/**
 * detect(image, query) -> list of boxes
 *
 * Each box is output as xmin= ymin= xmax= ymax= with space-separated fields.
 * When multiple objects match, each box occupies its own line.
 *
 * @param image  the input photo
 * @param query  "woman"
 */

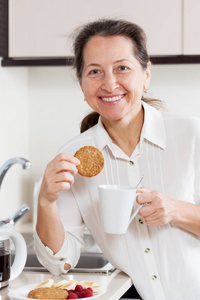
xmin=35 ymin=19 xmax=200 ymax=300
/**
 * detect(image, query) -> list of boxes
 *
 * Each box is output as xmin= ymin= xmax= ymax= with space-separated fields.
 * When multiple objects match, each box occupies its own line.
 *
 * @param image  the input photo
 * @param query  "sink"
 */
xmin=11 ymin=232 xmax=115 ymax=274
xmin=11 ymin=250 xmax=115 ymax=274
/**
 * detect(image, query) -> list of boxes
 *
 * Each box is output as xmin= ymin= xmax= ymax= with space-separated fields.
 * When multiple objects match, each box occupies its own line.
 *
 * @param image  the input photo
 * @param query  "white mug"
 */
xmin=98 ymin=185 xmax=143 ymax=234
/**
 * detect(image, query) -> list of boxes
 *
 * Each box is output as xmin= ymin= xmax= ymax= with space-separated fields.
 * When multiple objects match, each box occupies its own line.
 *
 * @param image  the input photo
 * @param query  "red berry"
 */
xmin=75 ymin=291 xmax=81 ymax=298
xmin=75 ymin=285 xmax=84 ymax=292
xmin=80 ymin=291 xmax=86 ymax=298
xmin=68 ymin=292 xmax=78 ymax=299
xmin=86 ymin=287 xmax=93 ymax=293
xmin=84 ymin=290 xmax=93 ymax=297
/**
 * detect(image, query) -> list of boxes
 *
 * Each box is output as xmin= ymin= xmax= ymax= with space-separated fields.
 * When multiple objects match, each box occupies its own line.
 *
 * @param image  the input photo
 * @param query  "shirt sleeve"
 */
xmin=35 ymin=224 xmax=85 ymax=276
xmin=35 ymin=188 xmax=85 ymax=276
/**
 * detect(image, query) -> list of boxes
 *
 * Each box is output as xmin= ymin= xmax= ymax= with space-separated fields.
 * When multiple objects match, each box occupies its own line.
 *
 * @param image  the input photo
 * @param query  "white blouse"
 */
xmin=35 ymin=101 xmax=200 ymax=300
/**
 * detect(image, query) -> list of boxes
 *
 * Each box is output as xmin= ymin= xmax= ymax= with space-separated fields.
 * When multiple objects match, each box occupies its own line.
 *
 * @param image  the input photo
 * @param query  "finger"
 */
xmin=55 ymin=181 xmax=71 ymax=192
xmin=55 ymin=161 xmax=78 ymax=175
xmin=137 ymin=191 xmax=153 ymax=205
xmin=55 ymin=172 xmax=75 ymax=185
xmin=46 ymin=180 xmax=71 ymax=195
xmin=145 ymin=215 xmax=170 ymax=226
xmin=142 ymin=209 xmax=159 ymax=220
xmin=138 ymin=204 xmax=157 ymax=217
xmin=54 ymin=153 xmax=80 ymax=166
xmin=136 ymin=187 xmax=152 ymax=193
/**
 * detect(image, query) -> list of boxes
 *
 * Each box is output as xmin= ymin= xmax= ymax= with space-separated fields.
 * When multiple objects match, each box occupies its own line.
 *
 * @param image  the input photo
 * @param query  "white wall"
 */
xmin=29 ymin=67 xmax=90 ymax=178
xmin=0 ymin=67 xmax=30 ymax=221
xmin=150 ymin=64 xmax=200 ymax=116
xmin=0 ymin=63 xmax=200 ymax=224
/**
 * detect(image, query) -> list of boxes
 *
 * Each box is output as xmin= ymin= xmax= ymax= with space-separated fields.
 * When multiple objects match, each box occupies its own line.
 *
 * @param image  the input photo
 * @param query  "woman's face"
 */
xmin=79 ymin=35 xmax=151 ymax=122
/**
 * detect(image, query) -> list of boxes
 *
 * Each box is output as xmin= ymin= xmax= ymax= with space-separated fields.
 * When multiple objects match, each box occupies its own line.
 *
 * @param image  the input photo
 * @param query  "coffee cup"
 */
xmin=98 ymin=185 xmax=143 ymax=234
xmin=0 ymin=225 xmax=27 ymax=289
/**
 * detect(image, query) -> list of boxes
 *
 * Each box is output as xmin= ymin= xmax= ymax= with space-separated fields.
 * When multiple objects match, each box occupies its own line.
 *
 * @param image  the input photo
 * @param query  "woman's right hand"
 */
xmin=39 ymin=153 xmax=80 ymax=204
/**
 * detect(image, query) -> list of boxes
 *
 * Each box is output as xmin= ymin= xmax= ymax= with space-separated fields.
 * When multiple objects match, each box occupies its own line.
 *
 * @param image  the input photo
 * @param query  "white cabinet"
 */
xmin=9 ymin=0 xmax=182 ymax=58
xmin=183 ymin=0 xmax=200 ymax=54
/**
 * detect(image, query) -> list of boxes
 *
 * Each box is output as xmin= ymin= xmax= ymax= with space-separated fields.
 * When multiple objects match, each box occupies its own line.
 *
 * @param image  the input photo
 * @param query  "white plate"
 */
xmin=8 ymin=283 xmax=106 ymax=300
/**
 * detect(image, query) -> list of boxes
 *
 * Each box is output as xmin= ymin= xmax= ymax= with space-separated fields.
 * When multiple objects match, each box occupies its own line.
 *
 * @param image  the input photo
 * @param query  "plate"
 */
xmin=8 ymin=283 xmax=106 ymax=300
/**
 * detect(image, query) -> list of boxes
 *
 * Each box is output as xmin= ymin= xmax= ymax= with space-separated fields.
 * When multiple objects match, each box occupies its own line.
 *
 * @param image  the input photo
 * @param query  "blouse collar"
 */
xmin=94 ymin=101 xmax=166 ymax=153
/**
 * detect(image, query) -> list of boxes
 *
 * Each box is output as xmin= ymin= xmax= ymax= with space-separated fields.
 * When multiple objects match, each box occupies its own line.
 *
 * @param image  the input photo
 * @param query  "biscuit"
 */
xmin=28 ymin=287 xmax=68 ymax=299
xmin=74 ymin=146 xmax=104 ymax=177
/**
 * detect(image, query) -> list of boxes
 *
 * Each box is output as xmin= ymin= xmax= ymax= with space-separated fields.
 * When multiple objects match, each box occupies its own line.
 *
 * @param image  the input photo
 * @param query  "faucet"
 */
xmin=0 ymin=157 xmax=31 ymax=227
xmin=0 ymin=157 xmax=31 ymax=189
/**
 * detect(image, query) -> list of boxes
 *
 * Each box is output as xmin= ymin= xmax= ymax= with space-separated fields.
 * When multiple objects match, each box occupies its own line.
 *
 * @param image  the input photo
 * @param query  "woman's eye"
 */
xmin=119 ymin=66 xmax=128 ymax=71
xmin=89 ymin=69 xmax=100 ymax=75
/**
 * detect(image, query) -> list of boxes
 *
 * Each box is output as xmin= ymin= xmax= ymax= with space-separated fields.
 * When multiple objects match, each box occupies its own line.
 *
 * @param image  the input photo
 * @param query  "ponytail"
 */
xmin=80 ymin=111 xmax=100 ymax=133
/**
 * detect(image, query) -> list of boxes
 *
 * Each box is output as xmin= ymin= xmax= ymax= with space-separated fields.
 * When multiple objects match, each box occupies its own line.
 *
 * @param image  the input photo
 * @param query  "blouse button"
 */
xmin=145 ymin=248 xmax=150 ymax=253
xmin=129 ymin=161 xmax=134 ymax=166
xmin=138 ymin=218 xmax=144 ymax=224
xmin=59 ymin=258 xmax=65 ymax=261
xmin=152 ymin=275 xmax=157 ymax=280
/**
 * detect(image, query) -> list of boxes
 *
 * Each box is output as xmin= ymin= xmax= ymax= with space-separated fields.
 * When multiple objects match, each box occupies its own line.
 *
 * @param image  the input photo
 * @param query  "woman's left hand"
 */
xmin=136 ymin=187 xmax=177 ymax=226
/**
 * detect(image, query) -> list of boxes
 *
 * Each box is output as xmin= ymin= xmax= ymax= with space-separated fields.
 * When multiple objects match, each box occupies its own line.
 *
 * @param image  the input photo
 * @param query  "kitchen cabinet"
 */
xmin=183 ymin=0 xmax=200 ymax=54
xmin=7 ymin=0 xmax=182 ymax=58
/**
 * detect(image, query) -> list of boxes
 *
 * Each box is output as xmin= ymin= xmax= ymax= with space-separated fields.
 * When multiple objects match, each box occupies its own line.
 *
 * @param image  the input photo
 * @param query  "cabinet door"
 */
xmin=183 ymin=0 xmax=200 ymax=54
xmin=9 ymin=0 xmax=182 ymax=58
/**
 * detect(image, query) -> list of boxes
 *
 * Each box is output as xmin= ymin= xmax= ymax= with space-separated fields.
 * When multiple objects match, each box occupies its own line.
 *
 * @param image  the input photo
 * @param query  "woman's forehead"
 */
xmin=83 ymin=35 xmax=136 ymax=63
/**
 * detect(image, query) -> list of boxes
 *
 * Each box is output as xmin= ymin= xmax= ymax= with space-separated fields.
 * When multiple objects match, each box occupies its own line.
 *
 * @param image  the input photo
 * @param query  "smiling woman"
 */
xmin=35 ymin=18 xmax=200 ymax=300
xmin=72 ymin=19 xmax=163 ymax=133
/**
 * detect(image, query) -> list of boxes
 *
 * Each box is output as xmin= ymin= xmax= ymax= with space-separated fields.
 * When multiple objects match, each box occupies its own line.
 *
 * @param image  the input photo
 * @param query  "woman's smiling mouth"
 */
xmin=99 ymin=94 xmax=125 ymax=102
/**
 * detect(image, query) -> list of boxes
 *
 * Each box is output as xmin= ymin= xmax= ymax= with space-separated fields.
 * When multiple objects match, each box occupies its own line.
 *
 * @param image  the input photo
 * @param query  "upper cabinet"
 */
xmin=183 ymin=0 xmax=200 ymax=54
xmin=8 ymin=0 xmax=182 ymax=58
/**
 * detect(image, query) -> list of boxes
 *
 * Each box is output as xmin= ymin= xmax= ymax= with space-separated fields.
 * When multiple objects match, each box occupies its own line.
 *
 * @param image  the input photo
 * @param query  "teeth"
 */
xmin=101 ymin=95 xmax=124 ymax=102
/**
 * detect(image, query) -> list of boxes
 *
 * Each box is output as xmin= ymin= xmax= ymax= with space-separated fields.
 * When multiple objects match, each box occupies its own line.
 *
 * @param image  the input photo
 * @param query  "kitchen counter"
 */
xmin=0 ymin=269 xmax=132 ymax=300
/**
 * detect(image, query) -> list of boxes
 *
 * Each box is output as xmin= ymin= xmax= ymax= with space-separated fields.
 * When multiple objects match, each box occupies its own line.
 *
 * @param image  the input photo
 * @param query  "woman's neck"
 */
xmin=101 ymin=105 xmax=144 ymax=157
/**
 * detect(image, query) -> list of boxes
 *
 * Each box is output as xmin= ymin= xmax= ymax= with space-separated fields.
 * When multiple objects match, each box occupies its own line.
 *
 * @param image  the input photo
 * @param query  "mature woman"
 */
xmin=35 ymin=19 xmax=200 ymax=300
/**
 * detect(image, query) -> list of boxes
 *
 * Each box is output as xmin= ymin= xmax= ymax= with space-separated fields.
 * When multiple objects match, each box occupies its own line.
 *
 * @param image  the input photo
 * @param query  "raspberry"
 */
xmin=79 ymin=290 xmax=86 ymax=298
xmin=75 ymin=291 xmax=81 ymax=298
xmin=68 ymin=292 xmax=78 ymax=299
xmin=86 ymin=287 xmax=93 ymax=293
xmin=75 ymin=285 xmax=84 ymax=292
xmin=84 ymin=290 xmax=93 ymax=297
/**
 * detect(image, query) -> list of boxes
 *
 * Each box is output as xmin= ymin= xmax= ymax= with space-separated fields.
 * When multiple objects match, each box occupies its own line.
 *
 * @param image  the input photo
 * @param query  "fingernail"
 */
xmin=74 ymin=158 xmax=80 ymax=165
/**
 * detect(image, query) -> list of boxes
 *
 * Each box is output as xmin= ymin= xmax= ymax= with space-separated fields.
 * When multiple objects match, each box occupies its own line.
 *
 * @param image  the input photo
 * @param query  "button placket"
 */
xmin=135 ymin=216 xmax=165 ymax=299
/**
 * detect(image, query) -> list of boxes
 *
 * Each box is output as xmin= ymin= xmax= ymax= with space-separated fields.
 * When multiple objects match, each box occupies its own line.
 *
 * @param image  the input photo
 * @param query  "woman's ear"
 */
xmin=79 ymin=80 xmax=84 ymax=93
xmin=144 ymin=61 xmax=151 ymax=89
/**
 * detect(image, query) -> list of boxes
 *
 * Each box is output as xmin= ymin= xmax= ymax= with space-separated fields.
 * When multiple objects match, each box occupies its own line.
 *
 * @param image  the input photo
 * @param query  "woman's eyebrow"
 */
xmin=85 ymin=59 xmax=132 ymax=69
xmin=85 ymin=63 xmax=101 ymax=69
xmin=114 ymin=59 xmax=131 ymax=63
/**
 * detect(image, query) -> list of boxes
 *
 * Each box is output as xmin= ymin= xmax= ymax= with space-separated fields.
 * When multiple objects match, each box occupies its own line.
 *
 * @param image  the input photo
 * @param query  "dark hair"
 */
xmin=73 ymin=19 xmax=163 ymax=133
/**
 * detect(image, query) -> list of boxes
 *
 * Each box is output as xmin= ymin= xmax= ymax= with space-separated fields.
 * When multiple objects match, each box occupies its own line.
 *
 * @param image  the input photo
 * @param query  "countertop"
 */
xmin=0 ymin=268 xmax=132 ymax=300
xmin=0 ymin=223 xmax=132 ymax=299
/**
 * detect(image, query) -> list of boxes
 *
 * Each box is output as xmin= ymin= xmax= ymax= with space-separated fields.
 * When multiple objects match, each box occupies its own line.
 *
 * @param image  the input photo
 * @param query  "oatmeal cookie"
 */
xmin=28 ymin=287 xmax=68 ymax=299
xmin=74 ymin=146 xmax=104 ymax=177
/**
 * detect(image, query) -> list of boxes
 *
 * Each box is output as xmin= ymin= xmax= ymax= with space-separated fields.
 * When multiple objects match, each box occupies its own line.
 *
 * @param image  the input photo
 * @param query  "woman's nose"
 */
xmin=101 ymin=73 xmax=119 ymax=92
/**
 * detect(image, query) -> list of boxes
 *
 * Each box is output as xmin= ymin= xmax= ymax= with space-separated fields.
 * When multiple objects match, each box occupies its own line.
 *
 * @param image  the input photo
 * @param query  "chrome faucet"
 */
xmin=0 ymin=157 xmax=31 ymax=189
xmin=0 ymin=157 xmax=31 ymax=227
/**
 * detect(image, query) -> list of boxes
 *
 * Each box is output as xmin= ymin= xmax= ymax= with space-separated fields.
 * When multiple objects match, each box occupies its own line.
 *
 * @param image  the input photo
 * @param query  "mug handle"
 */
xmin=2 ymin=226 xmax=27 ymax=281
xmin=128 ymin=192 xmax=144 ymax=225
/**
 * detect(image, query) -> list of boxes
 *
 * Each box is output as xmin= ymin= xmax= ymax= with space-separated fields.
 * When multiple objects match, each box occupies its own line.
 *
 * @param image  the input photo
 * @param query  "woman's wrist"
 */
xmin=171 ymin=200 xmax=200 ymax=235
